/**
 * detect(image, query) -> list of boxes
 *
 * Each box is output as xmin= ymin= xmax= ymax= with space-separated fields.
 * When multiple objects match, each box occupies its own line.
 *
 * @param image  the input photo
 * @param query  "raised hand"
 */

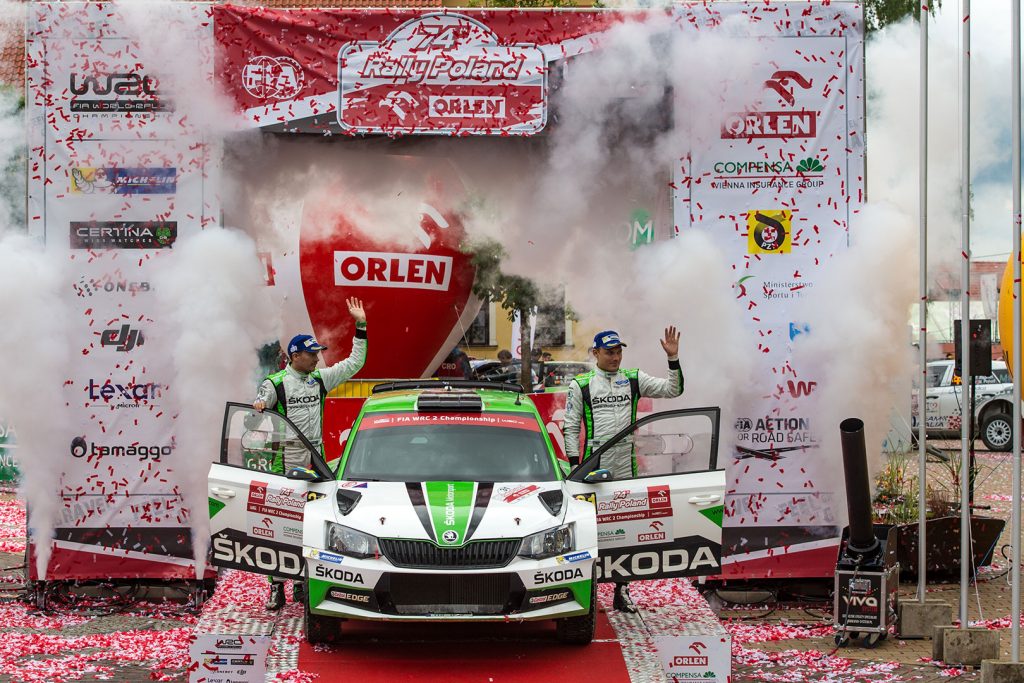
xmin=660 ymin=325 xmax=680 ymax=357
xmin=347 ymin=297 xmax=366 ymax=324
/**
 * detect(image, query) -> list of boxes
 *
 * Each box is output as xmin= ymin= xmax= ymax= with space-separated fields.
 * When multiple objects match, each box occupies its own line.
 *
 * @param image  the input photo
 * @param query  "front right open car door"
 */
xmin=566 ymin=408 xmax=725 ymax=582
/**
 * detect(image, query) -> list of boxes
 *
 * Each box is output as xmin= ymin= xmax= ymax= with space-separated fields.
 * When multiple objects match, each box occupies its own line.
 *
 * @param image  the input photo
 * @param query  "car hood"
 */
xmin=329 ymin=481 xmax=566 ymax=546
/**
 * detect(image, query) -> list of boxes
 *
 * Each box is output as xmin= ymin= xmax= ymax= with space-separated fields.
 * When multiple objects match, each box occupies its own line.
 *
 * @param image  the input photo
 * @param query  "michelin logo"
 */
xmin=556 ymin=551 xmax=592 ymax=564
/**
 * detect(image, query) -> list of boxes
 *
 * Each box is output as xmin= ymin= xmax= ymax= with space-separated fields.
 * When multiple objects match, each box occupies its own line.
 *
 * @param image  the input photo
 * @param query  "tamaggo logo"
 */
xmin=747 ymin=211 xmax=792 ymax=254
xmin=334 ymin=251 xmax=452 ymax=291
xmin=70 ymin=436 xmax=172 ymax=461
xmin=242 ymin=56 xmax=305 ymax=100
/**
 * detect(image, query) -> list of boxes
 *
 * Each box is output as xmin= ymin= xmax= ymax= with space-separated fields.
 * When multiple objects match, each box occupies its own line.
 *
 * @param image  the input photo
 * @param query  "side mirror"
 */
xmin=287 ymin=467 xmax=318 ymax=481
xmin=583 ymin=468 xmax=612 ymax=484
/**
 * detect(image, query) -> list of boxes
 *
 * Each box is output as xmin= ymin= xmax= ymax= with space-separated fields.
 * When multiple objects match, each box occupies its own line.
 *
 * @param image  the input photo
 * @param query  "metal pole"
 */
xmin=1011 ymin=0 xmax=1022 ymax=660
xmin=917 ymin=0 xmax=930 ymax=605
xmin=958 ymin=0 xmax=972 ymax=630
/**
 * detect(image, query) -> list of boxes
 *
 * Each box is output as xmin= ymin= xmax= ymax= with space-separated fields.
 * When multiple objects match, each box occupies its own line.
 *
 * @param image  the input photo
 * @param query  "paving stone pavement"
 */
xmin=0 ymin=438 xmax=1020 ymax=681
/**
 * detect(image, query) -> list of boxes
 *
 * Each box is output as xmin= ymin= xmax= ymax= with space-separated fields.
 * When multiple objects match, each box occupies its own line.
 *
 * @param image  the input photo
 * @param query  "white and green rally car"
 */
xmin=208 ymin=381 xmax=725 ymax=645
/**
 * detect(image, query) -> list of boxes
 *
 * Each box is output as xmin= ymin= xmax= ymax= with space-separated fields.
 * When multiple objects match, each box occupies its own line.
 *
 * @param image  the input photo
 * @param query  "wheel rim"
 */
xmin=986 ymin=419 xmax=1012 ymax=448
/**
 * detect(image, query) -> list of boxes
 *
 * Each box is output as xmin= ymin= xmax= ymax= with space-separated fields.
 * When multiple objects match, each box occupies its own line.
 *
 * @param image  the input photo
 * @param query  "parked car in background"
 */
xmin=913 ymin=359 xmax=1014 ymax=451
xmin=541 ymin=361 xmax=594 ymax=389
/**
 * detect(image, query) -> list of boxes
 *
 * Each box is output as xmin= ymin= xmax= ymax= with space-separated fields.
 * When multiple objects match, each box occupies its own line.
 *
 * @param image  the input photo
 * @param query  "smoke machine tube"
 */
xmin=840 ymin=418 xmax=880 ymax=555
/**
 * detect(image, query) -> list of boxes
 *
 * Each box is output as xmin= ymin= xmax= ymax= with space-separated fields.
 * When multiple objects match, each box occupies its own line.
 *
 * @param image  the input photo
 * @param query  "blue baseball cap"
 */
xmin=287 ymin=334 xmax=328 ymax=355
xmin=593 ymin=330 xmax=627 ymax=349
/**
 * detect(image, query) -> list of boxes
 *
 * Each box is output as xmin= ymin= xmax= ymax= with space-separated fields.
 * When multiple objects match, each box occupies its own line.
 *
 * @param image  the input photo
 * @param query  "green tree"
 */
xmin=865 ymin=0 xmax=940 ymax=33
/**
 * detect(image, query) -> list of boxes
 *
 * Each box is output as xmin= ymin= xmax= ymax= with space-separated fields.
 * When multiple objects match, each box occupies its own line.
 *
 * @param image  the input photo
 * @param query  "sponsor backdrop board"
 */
xmin=26 ymin=3 xmax=218 ymax=579
xmin=673 ymin=2 xmax=865 ymax=578
xmin=189 ymin=634 xmax=271 ymax=683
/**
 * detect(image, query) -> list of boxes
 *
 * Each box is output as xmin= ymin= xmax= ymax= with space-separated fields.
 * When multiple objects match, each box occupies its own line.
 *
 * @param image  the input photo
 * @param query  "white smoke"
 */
xmin=0 ymin=235 xmax=70 ymax=579
xmin=791 ymin=203 xmax=918 ymax=491
xmin=153 ymin=229 xmax=278 ymax=577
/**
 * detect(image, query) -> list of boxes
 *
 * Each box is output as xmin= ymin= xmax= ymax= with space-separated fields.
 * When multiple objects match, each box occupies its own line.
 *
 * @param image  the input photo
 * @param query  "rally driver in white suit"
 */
xmin=252 ymin=296 xmax=367 ymax=610
xmin=562 ymin=327 xmax=683 ymax=613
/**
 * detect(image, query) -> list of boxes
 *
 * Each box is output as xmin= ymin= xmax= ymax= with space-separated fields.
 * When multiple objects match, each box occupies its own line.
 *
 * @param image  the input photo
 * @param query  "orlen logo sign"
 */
xmin=722 ymin=70 xmax=816 ymax=140
xmin=647 ymin=485 xmax=671 ymax=509
xmin=334 ymin=251 xmax=452 ymax=291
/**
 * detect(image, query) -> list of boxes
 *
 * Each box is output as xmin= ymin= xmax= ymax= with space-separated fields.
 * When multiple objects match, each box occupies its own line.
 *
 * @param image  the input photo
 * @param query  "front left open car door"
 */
xmin=208 ymin=402 xmax=333 ymax=580
xmin=566 ymin=408 xmax=725 ymax=583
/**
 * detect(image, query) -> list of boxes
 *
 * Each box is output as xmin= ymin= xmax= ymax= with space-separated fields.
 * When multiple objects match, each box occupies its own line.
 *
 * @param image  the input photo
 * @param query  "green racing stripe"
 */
xmin=424 ymin=481 xmax=476 ymax=546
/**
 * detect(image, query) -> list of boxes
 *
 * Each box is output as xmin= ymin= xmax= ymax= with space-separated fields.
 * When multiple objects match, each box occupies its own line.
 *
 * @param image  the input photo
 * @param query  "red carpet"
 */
xmin=297 ymin=608 xmax=630 ymax=682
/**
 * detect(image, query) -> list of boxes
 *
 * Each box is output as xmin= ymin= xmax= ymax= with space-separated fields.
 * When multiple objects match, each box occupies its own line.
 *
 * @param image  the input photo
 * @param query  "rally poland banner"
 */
xmin=673 ymin=2 xmax=865 ymax=579
xmin=213 ymin=6 xmax=622 ymax=135
xmin=26 ymin=3 xmax=218 ymax=579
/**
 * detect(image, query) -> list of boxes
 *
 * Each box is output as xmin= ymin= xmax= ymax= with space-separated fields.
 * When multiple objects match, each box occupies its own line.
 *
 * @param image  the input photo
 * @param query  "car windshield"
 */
xmin=341 ymin=411 xmax=557 ymax=483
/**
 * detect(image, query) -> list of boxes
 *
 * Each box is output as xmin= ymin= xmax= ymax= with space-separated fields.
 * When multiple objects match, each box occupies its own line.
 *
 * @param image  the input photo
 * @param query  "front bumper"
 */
xmin=303 ymin=547 xmax=595 ymax=622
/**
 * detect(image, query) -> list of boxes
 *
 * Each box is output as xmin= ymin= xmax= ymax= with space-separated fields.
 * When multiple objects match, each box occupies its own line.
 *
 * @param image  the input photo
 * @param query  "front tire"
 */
xmin=304 ymin=594 xmax=341 ymax=645
xmin=556 ymin=575 xmax=596 ymax=645
xmin=981 ymin=412 xmax=1013 ymax=452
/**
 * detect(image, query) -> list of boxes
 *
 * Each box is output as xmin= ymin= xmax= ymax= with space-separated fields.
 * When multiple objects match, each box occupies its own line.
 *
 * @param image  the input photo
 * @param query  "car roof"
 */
xmin=928 ymin=359 xmax=1007 ymax=370
xmin=362 ymin=387 xmax=537 ymax=414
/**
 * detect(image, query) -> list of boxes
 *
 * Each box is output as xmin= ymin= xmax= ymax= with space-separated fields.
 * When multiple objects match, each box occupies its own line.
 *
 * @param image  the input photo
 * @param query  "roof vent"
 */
xmin=415 ymin=391 xmax=484 ymax=412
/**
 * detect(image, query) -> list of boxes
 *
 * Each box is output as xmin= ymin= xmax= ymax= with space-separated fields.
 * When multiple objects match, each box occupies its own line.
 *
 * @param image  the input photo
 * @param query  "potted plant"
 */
xmin=872 ymin=450 xmax=1005 ymax=580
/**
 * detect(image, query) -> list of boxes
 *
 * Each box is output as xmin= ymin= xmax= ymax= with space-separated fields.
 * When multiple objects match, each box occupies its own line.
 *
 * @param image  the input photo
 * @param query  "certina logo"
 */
xmin=86 ymin=378 xmax=163 ymax=405
xmin=100 ymin=324 xmax=145 ymax=352
xmin=70 ymin=436 xmax=171 ymax=461
xmin=334 ymin=251 xmax=452 ymax=291
xmin=722 ymin=71 xmax=816 ymax=140
xmin=68 ymin=72 xmax=170 ymax=113
xmin=314 ymin=564 xmax=365 ymax=584
xmin=212 ymin=536 xmax=302 ymax=575
xmin=591 ymin=394 xmax=630 ymax=406
xmin=241 ymin=56 xmax=305 ymax=100
xmin=533 ymin=567 xmax=583 ymax=584
xmin=287 ymin=395 xmax=320 ymax=406
xmin=70 ymin=221 xmax=176 ymax=250
xmin=74 ymin=276 xmax=151 ymax=297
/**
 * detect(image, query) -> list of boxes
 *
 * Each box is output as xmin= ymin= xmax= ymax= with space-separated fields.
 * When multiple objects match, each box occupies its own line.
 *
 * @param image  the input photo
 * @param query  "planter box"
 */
xmin=874 ymin=516 xmax=1005 ymax=581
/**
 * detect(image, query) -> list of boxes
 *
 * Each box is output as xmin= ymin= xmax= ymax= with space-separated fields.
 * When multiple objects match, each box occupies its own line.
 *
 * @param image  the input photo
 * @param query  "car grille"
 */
xmin=380 ymin=539 xmax=520 ymax=569
xmin=385 ymin=572 xmax=515 ymax=615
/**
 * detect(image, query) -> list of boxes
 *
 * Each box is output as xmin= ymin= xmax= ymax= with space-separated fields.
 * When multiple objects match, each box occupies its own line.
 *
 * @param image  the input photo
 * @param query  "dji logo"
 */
xmin=100 ymin=324 xmax=145 ymax=352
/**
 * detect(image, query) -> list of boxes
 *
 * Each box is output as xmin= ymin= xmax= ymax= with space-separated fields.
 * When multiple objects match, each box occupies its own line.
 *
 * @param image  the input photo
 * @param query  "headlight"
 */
xmin=325 ymin=523 xmax=380 ymax=559
xmin=519 ymin=523 xmax=575 ymax=560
